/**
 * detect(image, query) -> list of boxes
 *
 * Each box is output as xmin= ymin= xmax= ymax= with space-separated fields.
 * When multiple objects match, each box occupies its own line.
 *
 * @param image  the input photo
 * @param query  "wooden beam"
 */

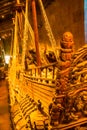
xmin=31 ymin=0 xmax=41 ymax=66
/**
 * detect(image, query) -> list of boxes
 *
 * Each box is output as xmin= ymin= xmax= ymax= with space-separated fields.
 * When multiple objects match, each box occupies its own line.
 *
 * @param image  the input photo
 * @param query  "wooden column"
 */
xmin=31 ymin=0 xmax=41 ymax=66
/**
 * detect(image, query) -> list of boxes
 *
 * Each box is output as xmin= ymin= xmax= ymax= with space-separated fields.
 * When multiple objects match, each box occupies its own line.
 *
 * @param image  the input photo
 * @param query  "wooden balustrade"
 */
xmin=25 ymin=62 xmax=57 ymax=80
xmin=11 ymin=62 xmax=58 ymax=129
xmin=18 ymin=62 xmax=58 ymax=115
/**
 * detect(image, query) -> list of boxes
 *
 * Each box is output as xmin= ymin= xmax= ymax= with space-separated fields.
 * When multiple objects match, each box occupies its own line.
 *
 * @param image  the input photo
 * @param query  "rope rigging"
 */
xmin=22 ymin=10 xmax=35 ymax=49
xmin=9 ymin=0 xmax=59 ymax=82
xmin=38 ymin=0 xmax=58 ymax=61
xmin=21 ymin=0 xmax=29 ymax=71
xmin=8 ymin=10 xmax=18 ymax=105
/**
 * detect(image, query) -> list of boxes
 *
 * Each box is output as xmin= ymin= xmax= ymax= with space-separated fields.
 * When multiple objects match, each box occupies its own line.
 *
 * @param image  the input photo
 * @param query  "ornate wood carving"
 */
xmin=49 ymin=32 xmax=87 ymax=129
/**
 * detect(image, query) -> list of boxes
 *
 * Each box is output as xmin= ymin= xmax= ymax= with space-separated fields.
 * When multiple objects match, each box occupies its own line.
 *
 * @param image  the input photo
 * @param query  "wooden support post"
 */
xmin=31 ymin=0 xmax=41 ymax=67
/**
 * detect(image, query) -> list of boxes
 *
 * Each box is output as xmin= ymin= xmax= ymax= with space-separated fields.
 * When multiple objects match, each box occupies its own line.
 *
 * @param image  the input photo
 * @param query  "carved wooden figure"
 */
xmin=49 ymin=32 xmax=87 ymax=129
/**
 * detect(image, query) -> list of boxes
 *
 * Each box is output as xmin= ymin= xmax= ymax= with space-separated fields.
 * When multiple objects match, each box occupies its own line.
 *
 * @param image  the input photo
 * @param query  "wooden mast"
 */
xmin=31 ymin=0 xmax=41 ymax=66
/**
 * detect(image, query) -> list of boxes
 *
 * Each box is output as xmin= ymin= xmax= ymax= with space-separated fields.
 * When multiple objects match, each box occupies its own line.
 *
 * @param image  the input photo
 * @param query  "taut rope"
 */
xmin=38 ymin=0 xmax=58 ymax=61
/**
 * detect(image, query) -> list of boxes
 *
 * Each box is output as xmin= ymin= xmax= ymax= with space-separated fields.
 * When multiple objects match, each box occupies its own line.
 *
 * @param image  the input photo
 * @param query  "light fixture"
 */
xmin=1 ymin=15 xmax=5 ymax=18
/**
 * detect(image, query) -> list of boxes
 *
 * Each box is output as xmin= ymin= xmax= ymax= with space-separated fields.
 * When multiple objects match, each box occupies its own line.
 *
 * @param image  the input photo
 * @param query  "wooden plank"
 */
xmin=51 ymin=118 xmax=87 ymax=130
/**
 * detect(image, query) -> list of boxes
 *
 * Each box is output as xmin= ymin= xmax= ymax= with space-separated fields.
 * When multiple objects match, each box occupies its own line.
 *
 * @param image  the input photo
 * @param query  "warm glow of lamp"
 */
xmin=1 ymin=15 xmax=5 ymax=18
xmin=5 ymin=55 xmax=10 ymax=64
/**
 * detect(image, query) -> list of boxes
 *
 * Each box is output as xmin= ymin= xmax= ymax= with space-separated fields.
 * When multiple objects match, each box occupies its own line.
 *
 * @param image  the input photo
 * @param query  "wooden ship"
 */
xmin=7 ymin=0 xmax=87 ymax=130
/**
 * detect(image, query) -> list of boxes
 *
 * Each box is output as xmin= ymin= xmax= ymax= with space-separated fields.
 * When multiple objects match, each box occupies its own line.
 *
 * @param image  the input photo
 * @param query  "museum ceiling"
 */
xmin=0 ymin=0 xmax=55 ymax=39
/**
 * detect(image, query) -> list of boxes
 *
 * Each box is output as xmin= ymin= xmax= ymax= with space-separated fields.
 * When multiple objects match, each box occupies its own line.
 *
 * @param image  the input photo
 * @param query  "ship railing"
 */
xmin=23 ymin=62 xmax=57 ymax=86
xmin=17 ymin=62 xmax=58 ymax=115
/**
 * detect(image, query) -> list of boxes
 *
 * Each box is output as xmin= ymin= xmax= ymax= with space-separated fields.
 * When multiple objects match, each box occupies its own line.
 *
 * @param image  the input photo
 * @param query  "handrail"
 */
xmin=21 ymin=62 xmax=57 ymax=87
xmin=24 ymin=62 xmax=57 ymax=80
xmin=28 ymin=62 xmax=57 ymax=69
